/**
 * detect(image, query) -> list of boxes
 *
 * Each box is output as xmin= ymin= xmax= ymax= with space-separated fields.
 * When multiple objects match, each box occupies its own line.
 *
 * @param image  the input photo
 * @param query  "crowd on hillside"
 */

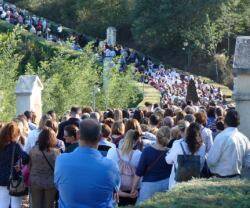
xmin=0 ymin=101 xmax=249 ymax=208
xmin=0 ymin=3 xmax=249 ymax=208
xmin=0 ymin=2 xmax=227 ymax=108
xmin=0 ymin=2 xmax=89 ymax=48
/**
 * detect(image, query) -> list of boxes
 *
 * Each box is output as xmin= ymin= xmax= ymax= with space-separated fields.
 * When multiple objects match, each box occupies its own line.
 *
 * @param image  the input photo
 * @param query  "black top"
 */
xmin=0 ymin=142 xmax=29 ymax=186
xmin=136 ymin=146 xmax=172 ymax=182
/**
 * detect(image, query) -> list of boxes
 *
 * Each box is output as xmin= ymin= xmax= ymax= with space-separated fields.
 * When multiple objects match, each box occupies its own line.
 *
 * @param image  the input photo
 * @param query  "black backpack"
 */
xmin=175 ymin=142 xmax=201 ymax=182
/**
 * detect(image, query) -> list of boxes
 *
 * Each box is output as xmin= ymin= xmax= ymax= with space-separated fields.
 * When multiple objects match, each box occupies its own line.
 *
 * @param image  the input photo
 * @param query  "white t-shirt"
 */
xmin=107 ymin=148 xmax=142 ymax=168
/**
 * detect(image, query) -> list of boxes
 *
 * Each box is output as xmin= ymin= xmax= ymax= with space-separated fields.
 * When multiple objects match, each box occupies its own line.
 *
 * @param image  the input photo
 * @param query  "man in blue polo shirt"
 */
xmin=55 ymin=119 xmax=120 ymax=208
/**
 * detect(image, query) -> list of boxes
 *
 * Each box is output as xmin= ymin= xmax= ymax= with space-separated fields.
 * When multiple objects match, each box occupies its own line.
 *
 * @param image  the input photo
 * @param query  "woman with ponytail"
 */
xmin=165 ymin=122 xmax=206 ymax=190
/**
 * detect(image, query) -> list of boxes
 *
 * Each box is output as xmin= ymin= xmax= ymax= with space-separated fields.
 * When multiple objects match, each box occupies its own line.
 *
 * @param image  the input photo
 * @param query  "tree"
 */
xmin=0 ymin=28 xmax=22 ymax=120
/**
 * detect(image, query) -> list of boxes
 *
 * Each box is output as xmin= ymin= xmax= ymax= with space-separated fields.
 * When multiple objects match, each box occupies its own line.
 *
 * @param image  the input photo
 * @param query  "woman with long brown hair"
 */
xmin=0 ymin=122 xmax=29 ymax=208
xmin=165 ymin=122 xmax=206 ymax=190
xmin=29 ymin=127 xmax=60 ymax=208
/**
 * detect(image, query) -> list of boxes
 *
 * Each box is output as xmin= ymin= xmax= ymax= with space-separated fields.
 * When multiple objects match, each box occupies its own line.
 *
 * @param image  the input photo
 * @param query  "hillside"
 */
xmin=7 ymin=0 xmax=250 ymax=88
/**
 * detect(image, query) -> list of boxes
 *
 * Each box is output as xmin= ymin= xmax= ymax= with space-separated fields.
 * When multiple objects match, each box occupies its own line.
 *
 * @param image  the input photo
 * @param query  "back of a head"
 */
xmin=24 ymin=110 xmax=32 ymax=120
xmin=224 ymin=109 xmax=240 ymax=128
xmin=133 ymin=109 xmax=143 ymax=123
xmin=45 ymin=119 xmax=58 ymax=134
xmin=82 ymin=106 xmax=93 ymax=114
xmin=0 ymin=122 xmax=20 ymax=150
xmin=38 ymin=127 xmax=57 ymax=151
xmin=90 ymin=112 xmax=100 ymax=121
xmin=71 ymin=106 xmax=81 ymax=116
xmin=125 ymin=119 xmax=142 ymax=135
xmin=184 ymin=114 xmax=196 ymax=124
xmin=185 ymin=123 xmax=203 ymax=155
xmin=39 ymin=114 xmax=52 ymax=129
xmin=163 ymin=116 xmax=174 ymax=128
xmin=102 ymin=124 xmax=111 ymax=138
xmin=178 ymin=120 xmax=190 ymax=133
xmin=81 ymin=113 xmax=90 ymax=120
xmin=79 ymin=119 xmax=101 ymax=145
xmin=207 ymin=106 xmax=216 ymax=118
xmin=194 ymin=112 xmax=207 ymax=126
xmin=121 ymin=129 xmax=140 ymax=155
xmin=112 ymin=121 xmax=125 ymax=135
xmin=150 ymin=114 xmax=160 ymax=126
xmin=157 ymin=126 xmax=171 ymax=147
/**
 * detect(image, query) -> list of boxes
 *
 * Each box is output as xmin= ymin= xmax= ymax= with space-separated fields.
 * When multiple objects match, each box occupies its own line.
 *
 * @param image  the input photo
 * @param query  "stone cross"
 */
xmin=233 ymin=36 xmax=250 ymax=139
xmin=15 ymin=75 xmax=43 ymax=121
xmin=106 ymin=27 xmax=117 ymax=47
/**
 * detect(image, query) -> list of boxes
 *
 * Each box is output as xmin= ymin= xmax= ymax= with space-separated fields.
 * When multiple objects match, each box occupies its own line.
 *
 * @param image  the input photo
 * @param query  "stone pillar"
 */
xmin=233 ymin=36 xmax=250 ymax=139
xmin=15 ymin=75 xmax=43 ymax=121
xmin=106 ymin=27 xmax=117 ymax=47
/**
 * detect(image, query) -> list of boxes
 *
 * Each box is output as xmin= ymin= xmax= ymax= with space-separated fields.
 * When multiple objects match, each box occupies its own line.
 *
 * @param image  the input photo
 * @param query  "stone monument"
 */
xmin=233 ymin=36 xmax=250 ymax=178
xmin=233 ymin=36 xmax=250 ymax=139
xmin=106 ymin=27 xmax=117 ymax=47
xmin=15 ymin=75 xmax=43 ymax=121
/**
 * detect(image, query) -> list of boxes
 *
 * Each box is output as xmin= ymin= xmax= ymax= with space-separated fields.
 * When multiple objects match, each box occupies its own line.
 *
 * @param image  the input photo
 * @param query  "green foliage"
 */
xmin=0 ymin=28 xmax=22 ymax=121
xmin=0 ymin=24 xmax=142 ymax=119
xmin=124 ymin=179 xmax=250 ymax=208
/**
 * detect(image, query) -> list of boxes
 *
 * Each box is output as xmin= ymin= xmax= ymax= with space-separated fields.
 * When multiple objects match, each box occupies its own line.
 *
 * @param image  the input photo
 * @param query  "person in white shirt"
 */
xmin=166 ymin=123 xmax=206 ymax=190
xmin=24 ymin=114 xmax=51 ymax=153
xmin=207 ymin=109 xmax=250 ymax=178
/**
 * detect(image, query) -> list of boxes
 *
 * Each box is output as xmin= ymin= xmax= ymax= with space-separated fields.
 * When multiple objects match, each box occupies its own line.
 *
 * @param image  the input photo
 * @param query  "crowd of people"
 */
xmin=0 ymin=2 xmax=228 ymax=108
xmin=0 ymin=2 xmax=249 ymax=208
xmin=0 ymin=2 xmax=89 ymax=48
xmin=0 ymin=101 xmax=249 ymax=208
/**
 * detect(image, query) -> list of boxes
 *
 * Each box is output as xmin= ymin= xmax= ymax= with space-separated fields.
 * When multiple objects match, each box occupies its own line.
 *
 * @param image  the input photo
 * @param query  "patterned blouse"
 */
xmin=29 ymin=145 xmax=60 ymax=189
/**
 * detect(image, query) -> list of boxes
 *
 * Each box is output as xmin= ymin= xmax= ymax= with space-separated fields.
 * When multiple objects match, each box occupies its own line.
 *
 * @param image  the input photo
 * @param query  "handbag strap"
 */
xmin=9 ymin=143 xmax=17 ymax=179
xmin=180 ymin=142 xmax=187 ymax=158
xmin=41 ymin=150 xmax=54 ymax=171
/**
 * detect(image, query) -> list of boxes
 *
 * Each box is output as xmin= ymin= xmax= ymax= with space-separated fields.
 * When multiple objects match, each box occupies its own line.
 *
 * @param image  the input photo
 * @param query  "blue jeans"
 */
xmin=136 ymin=178 xmax=169 ymax=204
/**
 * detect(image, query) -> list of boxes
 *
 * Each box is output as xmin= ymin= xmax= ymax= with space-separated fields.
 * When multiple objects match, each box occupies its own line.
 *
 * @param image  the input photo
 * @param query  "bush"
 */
xmin=126 ymin=179 xmax=250 ymax=208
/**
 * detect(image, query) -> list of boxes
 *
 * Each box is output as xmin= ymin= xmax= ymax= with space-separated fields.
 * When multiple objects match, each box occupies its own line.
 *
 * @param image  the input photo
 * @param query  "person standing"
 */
xmin=57 ymin=107 xmax=81 ymax=142
xmin=29 ymin=128 xmax=60 ymax=208
xmin=0 ymin=122 xmax=29 ymax=208
xmin=131 ymin=127 xmax=172 ymax=204
xmin=207 ymin=110 xmax=250 ymax=178
xmin=55 ymin=119 xmax=120 ymax=208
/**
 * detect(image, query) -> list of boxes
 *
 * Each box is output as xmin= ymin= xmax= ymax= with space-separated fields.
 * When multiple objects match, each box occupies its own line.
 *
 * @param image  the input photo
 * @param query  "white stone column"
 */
xmin=233 ymin=36 xmax=250 ymax=139
xmin=233 ymin=36 xmax=250 ymax=178
xmin=15 ymin=75 xmax=43 ymax=121
xmin=106 ymin=27 xmax=117 ymax=47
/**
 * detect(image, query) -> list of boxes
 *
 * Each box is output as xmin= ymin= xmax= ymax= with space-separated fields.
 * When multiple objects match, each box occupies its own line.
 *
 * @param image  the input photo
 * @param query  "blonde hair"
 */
xmin=121 ymin=129 xmax=139 ymax=155
xmin=156 ymin=126 xmax=171 ymax=147
xmin=114 ymin=109 xmax=123 ymax=121
xmin=171 ymin=126 xmax=181 ymax=140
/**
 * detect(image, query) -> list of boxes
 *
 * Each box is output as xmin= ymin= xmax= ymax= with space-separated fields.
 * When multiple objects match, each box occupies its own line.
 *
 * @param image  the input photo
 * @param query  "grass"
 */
xmin=135 ymin=82 xmax=161 ymax=107
xmin=199 ymin=76 xmax=232 ymax=98
xmin=125 ymin=179 xmax=250 ymax=208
